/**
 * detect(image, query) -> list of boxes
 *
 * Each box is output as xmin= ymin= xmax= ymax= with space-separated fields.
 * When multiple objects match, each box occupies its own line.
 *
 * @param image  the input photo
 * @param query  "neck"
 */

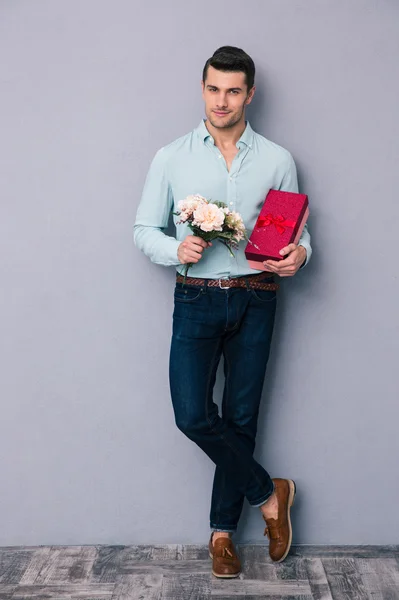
xmin=204 ymin=117 xmax=247 ymax=149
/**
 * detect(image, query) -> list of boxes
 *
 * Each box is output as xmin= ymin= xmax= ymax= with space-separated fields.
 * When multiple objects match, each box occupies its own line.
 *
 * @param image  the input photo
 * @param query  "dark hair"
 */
xmin=202 ymin=46 xmax=255 ymax=92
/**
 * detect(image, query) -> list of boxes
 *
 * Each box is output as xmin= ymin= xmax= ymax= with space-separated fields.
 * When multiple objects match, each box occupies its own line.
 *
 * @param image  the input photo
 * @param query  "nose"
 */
xmin=216 ymin=93 xmax=228 ymax=109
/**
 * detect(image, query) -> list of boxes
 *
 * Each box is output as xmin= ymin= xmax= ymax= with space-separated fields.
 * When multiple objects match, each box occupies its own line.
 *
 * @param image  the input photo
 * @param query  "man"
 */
xmin=134 ymin=46 xmax=312 ymax=578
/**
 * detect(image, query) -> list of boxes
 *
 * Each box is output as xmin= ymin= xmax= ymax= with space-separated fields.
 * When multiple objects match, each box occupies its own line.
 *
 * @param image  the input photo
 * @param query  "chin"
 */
xmin=208 ymin=114 xmax=235 ymax=129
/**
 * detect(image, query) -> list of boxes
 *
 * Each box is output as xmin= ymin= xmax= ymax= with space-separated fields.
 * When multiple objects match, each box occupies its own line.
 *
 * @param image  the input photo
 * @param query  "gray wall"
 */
xmin=1 ymin=0 xmax=398 ymax=546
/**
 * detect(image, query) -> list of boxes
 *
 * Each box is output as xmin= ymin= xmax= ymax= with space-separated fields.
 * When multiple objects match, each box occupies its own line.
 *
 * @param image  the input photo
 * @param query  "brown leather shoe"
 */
xmin=208 ymin=533 xmax=241 ymax=578
xmin=262 ymin=478 xmax=296 ymax=562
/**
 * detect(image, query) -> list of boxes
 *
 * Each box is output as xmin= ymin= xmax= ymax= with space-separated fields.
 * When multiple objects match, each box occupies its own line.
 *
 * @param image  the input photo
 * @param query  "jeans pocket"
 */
xmin=174 ymin=284 xmax=204 ymax=303
xmin=250 ymin=288 xmax=277 ymax=303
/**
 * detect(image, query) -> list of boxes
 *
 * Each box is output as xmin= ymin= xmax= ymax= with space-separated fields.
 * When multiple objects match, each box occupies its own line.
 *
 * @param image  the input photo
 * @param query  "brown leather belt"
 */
xmin=176 ymin=272 xmax=279 ymax=291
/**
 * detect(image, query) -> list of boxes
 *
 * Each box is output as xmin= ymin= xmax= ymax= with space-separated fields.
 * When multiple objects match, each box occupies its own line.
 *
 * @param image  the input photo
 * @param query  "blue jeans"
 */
xmin=169 ymin=276 xmax=277 ymax=533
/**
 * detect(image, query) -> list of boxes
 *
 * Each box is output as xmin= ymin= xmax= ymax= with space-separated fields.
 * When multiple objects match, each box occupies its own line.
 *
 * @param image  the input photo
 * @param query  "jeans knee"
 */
xmin=227 ymin=415 xmax=257 ymax=444
xmin=175 ymin=416 xmax=190 ymax=436
xmin=175 ymin=414 xmax=208 ymax=439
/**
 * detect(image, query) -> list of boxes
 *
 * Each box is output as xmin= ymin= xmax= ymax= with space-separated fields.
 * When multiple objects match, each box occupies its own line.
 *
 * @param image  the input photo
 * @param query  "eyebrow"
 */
xmin=206 ymin=85 xmax=243 ymax=92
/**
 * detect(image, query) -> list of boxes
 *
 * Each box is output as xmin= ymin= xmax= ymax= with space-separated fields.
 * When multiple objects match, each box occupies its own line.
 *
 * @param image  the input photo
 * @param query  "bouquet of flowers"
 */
xmin=174 ymin=194 xmax=249 ymax=284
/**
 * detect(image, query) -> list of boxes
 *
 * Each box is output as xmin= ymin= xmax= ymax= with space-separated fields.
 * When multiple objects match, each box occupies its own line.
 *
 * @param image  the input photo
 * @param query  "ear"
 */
xmin=245 ymin=85 xmax=256 ymax=105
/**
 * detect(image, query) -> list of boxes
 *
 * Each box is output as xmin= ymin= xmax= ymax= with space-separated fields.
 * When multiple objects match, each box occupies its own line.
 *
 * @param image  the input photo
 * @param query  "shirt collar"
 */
xmin=196 ymin=118 xmax=254 ymax=149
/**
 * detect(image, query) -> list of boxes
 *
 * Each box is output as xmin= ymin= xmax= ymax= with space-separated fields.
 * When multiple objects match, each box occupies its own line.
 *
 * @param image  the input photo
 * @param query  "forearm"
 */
xmin=133 ymin=224 xmax=181 ymax=267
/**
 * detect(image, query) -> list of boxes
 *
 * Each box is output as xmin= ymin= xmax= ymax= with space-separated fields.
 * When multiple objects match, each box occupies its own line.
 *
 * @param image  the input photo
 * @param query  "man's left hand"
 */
xmin=263 ymin=244 xmax=307 ymax=277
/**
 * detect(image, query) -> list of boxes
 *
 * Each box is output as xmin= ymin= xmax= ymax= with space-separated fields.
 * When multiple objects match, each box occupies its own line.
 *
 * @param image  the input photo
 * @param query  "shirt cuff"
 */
xmin=298 ymin=241 xmax=312 ymax=269
xmin=164 ymin=237 xmax=182 ymax=266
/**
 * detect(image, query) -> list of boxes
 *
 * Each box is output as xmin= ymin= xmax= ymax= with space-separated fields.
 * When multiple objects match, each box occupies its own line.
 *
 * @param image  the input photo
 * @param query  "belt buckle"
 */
xmin=218 ymin=278 xmax=230 ymax=289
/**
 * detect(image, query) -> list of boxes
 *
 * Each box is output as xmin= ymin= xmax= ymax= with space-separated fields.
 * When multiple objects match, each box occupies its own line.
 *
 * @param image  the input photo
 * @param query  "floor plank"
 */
xmin=356 ymin=557 xmax=399 ymax=600
xmin=25 ymin=546 xmax=98 ymax=585
xmin=274 ymin=556 xmax=309 ymax=581
xmin=0 ymin=545 xmax=397 ymax=599
xmin=161 ymin=573 xmax=211 ymax=600
xmin=151 ymin=546 xmax=180 ymax=561
xmin=304 ymin=558 xmax=333 ymax=600
xmin=90 ymin=546 xmax=126 ymax=584
xmin=177 ymin=545 xmax=210 ymax=561
xmin=120 ymin=559 xmax=211 ymax=575
xmin=211 ymin=578 xmax=312 ymax=596
xmin=0 ymin=584 xmax=16 ymax=600
xmin=0 ymin=549 xmax=34 ymax=585
xmin=11 ymin=582 xmax=114 ymax=598
xmin=237 ymin=545 xmax=277 ymax=580
xmin=322 ymin=558 xmax=370 ymax=600
xmin=291 ymin=545 xmax=399 ymax=558
xmin=112 ymin=574 xmax=162 ymax=600
xmin=19 ymin=547 xmax=53 ymax=585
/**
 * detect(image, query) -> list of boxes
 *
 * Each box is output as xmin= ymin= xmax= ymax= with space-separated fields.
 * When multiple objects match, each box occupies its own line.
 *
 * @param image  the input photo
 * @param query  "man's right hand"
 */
xmin=177 ymin=235 xmax=212 ymax=265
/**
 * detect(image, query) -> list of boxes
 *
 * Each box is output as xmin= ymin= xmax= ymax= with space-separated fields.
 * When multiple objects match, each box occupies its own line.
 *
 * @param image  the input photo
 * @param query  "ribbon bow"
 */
xmin=256 ymin=213 xmax=296 ymax=235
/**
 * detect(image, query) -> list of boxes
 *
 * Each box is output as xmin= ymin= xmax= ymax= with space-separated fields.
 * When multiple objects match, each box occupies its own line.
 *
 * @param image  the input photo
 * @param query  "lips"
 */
xmin=214 ymin=111 xmax=229 ymax=116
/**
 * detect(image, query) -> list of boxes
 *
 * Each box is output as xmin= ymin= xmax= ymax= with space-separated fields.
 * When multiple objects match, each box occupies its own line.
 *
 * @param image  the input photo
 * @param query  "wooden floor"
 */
xmin=0 ymin=544 xmax=398 ymax=599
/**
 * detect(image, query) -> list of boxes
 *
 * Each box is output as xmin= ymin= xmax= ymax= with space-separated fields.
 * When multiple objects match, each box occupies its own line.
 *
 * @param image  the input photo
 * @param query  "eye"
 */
xmin=230 ymin=90 xmax=239 ymax=94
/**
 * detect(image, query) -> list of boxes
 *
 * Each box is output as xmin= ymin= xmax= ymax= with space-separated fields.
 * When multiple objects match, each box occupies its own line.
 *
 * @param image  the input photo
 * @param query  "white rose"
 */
xmin=192 ymin=203 xmax=225 ymax=232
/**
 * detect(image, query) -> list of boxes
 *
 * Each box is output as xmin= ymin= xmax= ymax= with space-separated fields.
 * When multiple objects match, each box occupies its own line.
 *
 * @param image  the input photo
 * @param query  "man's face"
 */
xmin=201 ymin=65 xmax=255 ymax=130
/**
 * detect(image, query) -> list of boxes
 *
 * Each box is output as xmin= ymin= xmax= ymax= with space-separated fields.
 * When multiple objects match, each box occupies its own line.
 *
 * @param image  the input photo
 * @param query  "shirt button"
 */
xmin=230 ymin=202 xmax=233 ymax=205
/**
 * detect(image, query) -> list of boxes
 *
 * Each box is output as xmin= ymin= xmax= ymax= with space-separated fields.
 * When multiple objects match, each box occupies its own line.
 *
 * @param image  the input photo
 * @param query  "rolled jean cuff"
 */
xmin=210 ymin=527 xmax=237 ymax=533
xmin=249 ymin=480 xmax=275 ymax=508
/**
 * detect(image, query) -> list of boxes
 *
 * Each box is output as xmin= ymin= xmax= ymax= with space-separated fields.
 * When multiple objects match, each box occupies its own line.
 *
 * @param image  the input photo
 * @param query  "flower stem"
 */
xmin=219 ymin=239 xmax=235 ymax=257
xmin=183 ymin=262 xmax=192 ymax=286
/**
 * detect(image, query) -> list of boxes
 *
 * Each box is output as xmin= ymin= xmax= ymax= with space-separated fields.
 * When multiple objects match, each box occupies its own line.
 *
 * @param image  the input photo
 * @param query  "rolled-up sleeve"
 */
xmin=279 ymin=152 xmax=312 ymax=268
xmin=133 ymin=148 xmax=181 ymax=267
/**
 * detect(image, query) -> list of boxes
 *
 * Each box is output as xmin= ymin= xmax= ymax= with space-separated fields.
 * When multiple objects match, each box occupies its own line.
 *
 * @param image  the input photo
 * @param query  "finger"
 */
xmin=189 ymin=236 xmax=208 ymax=248
xmin=262 ymin=262 xmax=279 ymax=273
xmin=186 ymin=250 xmax=203 ymax=263
xmin=272 ymin=259 xmax=297 ymax=270
xmin=180 ymin=242 xmax=198 ymax=257
xmin=188 ymin=242 xmax=207 ymax=253
xmin=275 ymin=265 xmax=298 ymax=276
xmin=265 ymin=257 xmax=284 ymax=266
xmin=279 ymin=244 xmax=297 ymax=257
xmin=266 ymin=257 xmax=295 ymax=268
xmin=186 ymin=246 xmax=203 ymax=258
xmin=265 ymin=259 xmax=285 ymax=270
xmin=183 ymin=239 xmax=204 ymax=250
xmin=264 ymin=260 xmax=296 ymax=276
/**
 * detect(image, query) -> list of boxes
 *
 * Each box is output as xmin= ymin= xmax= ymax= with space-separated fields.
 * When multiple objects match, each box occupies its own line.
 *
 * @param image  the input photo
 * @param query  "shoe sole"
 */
xmin=209 ymin=550 xmax=241 ymax=578
xmin=274 ymin=478 xmax=296 ymax=563
xmin=211 ymin=569 xmax=241 ymax=578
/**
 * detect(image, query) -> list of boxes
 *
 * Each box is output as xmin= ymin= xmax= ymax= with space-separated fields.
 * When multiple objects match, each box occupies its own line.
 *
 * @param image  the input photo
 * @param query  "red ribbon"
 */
xmin=256 ymin=213 xmax=296 ymax=235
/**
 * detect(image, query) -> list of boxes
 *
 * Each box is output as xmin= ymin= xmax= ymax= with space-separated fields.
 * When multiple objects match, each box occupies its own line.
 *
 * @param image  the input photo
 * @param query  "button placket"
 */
xmin=228 ymin=174 xmax=237 ymax=209
xmin=229 ymin=145 xmax=250 ymax=212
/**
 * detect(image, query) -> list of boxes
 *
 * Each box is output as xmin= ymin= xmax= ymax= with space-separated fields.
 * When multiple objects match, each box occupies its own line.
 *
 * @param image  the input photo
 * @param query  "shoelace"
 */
xmin=222 ymin=546 xmax=234 ymax=559
xmin=213 ymin=543 xmax=235 ymax=559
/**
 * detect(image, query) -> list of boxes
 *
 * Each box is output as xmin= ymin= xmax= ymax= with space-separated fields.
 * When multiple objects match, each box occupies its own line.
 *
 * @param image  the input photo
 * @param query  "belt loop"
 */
xmin=244 ymin=276 xmax=251 ymax=291
xmin=203 ymin=278 xmax=208 ymax=293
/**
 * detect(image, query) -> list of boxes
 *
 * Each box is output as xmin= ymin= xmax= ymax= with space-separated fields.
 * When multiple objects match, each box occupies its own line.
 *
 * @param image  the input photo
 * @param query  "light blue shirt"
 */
xmin=134 ymin=119 xmax=312 ymax=278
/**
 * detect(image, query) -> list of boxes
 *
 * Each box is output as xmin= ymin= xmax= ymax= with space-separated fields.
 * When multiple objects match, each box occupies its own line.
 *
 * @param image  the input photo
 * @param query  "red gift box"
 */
xmin=245 ymin=189 xmax=309 ymax=270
